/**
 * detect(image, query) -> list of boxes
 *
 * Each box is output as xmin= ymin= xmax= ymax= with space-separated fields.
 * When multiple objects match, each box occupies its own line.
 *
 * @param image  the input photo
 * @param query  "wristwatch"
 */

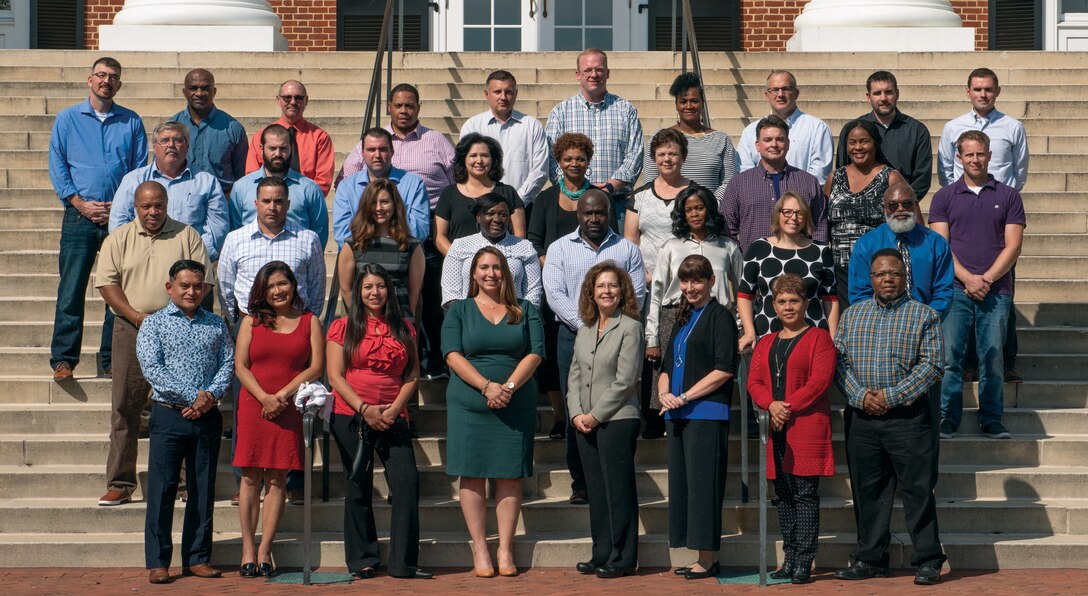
xmin=504 ymin=381 xmax=516 ymax=390
xmin=679 ymin=393 xmax=689 ymax=404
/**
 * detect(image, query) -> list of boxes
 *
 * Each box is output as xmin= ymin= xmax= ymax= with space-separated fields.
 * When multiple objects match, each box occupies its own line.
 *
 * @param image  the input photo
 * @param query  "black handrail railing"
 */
xmin=679 ymin=0 xmax=712 ymax=128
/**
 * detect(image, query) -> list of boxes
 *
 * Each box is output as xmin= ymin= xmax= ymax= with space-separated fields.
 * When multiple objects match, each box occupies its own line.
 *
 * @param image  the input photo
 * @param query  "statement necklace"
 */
xmin=560 ymin=179 xmax=592 ymax=200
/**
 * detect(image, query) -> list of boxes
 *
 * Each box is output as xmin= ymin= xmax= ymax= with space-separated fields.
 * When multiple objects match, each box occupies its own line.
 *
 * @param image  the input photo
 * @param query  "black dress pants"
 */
xmin=667 ymin=418 xmax=728 ymax=551
xmin=771 ymin=429 xmax=820 ymax=571
xmin=846 ymin=401 xmax=946 ymax=568
xmin=331 ymin=412 xmax=421 ymax=576
xmin=576 ymin=418 xmax=640 ymax=569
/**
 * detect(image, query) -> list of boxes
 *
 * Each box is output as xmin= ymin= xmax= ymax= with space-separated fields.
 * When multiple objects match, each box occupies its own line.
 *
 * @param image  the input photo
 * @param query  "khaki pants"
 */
xmin=105 ymin=317 xmax=152 ymax=494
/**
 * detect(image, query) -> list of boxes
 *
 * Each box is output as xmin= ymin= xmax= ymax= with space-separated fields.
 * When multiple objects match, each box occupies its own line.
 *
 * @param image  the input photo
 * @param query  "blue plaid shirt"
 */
xmin=217 ymin=221 xmax=326 ymax=321
xmin=835 ymin=292 xmax=943 ymax=409
xmin=545 ymin=92 xmax=644 ymax=187
xmin=136 ymin=302 xmax=234 ymax=407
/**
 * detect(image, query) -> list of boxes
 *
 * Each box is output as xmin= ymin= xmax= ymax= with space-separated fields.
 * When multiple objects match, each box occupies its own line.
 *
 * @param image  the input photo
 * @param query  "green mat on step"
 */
xmin=716 ymin=570 xmax=792 ymax=585
xmin=266 ymin=571 xmax=354 ymax=585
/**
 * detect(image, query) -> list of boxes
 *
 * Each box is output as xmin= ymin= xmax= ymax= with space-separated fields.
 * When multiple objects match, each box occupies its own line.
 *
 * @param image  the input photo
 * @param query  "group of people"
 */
xmin=46 ymin=49 xmax=1028 ymax=585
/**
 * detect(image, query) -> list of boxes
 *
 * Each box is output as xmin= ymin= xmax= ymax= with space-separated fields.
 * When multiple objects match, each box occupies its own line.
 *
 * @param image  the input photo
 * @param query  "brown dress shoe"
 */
xmin=148 ymin=568 xmax=171 ymax=584
xmin=98 ymin=489 xmax=130 ymax=506
xmin=53 ymin=363 xmax=74 ymax=381
xmin=183 ymin=563 xmax=222 ymax=578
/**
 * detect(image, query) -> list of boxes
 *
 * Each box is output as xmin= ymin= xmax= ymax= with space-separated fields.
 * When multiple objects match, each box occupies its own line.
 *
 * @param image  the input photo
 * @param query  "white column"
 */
xmin=787 ymin=0 xmax=975 ymax=52
xmin=100 ymin=0 xmax=288 ymax=51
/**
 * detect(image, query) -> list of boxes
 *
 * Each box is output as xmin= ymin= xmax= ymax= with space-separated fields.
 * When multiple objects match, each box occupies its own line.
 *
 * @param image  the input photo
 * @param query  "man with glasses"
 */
xmin=172 ymin=69 xmax=248 ymax=196
xmin=545 ymin=48 xmax=644 ymax=229
xmin=48 ymin=56 xmax=148 ymax=381
xmin=737 ymin=70 xmax=834 ymax=185
xmin=245 ymin=80 xmax=334 ymax=195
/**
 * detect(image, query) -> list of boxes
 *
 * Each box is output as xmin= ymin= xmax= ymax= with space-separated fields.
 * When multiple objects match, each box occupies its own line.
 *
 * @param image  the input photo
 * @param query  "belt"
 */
xmin=154 ymin=400 xmax=220 ymax=412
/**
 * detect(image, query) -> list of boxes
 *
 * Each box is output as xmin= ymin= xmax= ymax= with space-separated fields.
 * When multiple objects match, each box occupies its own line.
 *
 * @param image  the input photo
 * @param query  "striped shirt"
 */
xmin=719 ymin=162 xmax=829 ymax=254
xmin=834 ymin=292 xmax=943 ymax=410
xmin=440 ymin=233 xmax=542 ymax=308
xmin=737 ymin=109 xmax=835 ymax=185
xmin=543 ymin=229 xmax=646 ymax=331
xmin=545 ymin=92 xmax=644 ymax=187
xmin=642 ymin=130 xmax=738 ymax=200
xmin=339 ymin=123 xmax=456 ymax=209
xmin=217 ymin=221 xmax=326 ymax=321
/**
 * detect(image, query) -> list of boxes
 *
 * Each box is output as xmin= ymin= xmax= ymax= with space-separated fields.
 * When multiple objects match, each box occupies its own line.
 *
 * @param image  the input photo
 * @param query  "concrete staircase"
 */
xmin=0 ymin=50 xmax=1086 ymax=570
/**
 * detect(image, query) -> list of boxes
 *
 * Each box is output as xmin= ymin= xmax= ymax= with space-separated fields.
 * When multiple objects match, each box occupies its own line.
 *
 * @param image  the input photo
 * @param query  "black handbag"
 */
xmin=348 ymin=415 xmax=373 ymax=486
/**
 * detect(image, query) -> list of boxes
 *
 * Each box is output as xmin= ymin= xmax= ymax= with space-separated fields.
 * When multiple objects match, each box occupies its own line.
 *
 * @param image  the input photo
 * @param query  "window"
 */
xmin=464 ymin=0 xmax=522 ymax=51
xmin=554 ymin=0 xmax=613 ymax=50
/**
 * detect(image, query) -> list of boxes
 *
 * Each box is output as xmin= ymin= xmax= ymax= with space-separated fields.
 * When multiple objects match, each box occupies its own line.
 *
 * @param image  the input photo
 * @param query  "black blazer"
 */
xmin=662 ymin=298 xmax=738 ymax=406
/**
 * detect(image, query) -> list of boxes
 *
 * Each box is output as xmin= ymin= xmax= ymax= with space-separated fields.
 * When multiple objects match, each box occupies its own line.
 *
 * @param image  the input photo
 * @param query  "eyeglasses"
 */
xmin=580 ymin=68 xmax=606 ymax=76
xmin=155 ymin=137 xmax=186 ymax=147
xmin=92 ymin=72 xmax=120 ymax=82
xmin=766 ymin=86 xmax=797 ymax=95
xmin=780 ymin=209 xmax=803 ymax=220
xmin=871 ymin=271 xmax=904 ymax=279
xmin=279 ymin=94 xmax=307 ymax=102
xmin=886 ymin=200 xmax=916 ymax=212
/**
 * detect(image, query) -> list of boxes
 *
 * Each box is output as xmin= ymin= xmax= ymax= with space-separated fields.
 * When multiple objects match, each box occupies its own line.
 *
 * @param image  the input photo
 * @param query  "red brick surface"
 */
xmin=4 ymin=567 xmax=1088 ymax=594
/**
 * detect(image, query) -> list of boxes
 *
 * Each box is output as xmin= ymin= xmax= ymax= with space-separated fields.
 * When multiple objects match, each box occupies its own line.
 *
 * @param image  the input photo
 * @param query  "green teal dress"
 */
xmin=442 ymin=298 xmax=544 ymax=478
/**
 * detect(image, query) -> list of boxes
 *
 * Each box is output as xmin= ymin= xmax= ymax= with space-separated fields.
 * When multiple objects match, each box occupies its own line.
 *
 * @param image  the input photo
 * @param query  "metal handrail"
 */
xmin=679 ymin=0 xmax=712 ymax=128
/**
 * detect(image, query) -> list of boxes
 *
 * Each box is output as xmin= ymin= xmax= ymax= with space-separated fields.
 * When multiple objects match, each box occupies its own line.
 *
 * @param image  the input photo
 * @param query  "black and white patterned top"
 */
xmin=826 ymin=165 xmax=891 ymax=268
xmin=738 ymin=238 xmax=836 ymax=340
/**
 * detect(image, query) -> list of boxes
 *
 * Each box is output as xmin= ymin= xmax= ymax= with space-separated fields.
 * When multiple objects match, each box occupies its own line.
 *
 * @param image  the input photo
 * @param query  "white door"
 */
xmin=0 ymin=0 xmax=30 ymax=49
xmin=538 ymin=0 xmax=646 ymax=51
xmin=444 ymin=0 xmax=539 ymax=51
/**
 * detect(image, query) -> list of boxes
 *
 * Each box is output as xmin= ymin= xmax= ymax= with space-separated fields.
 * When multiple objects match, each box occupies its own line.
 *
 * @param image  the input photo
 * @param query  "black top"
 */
xmin=768 ymin=327 xmax=809 ymax=401
xmin=528 ymin=185 xmax=621 ymax=257
xmin=835 ymin=110 xmax=933 ymax=200
xmin=662 ymin=298 xmax=738 ymax=406
xmin=435 ymin=181 xmax=525 ymax=242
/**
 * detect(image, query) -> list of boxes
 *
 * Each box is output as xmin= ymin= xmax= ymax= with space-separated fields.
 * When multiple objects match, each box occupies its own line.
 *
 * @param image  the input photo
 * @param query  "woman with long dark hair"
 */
xmin=326 ymin=264 xmax=430 ymax=580
xmin=657 ymin=255 xmax=738 ymax=581
xmin=442 ymin=246 xmax=544 ymax=577
xmin=233 ymin=261 xmax=325 ymax=577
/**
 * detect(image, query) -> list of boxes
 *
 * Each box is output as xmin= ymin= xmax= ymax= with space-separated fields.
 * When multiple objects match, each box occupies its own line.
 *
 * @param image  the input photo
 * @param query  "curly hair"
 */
xmin=466 ymin=246 xmax=523 ymax=324
xmin=649 ymin=128 xmax=688 ymax=161
xmin=669 ymin=71 xmax=704 ymax=99
xmin=671 ymin=185 xmax=725 ymax=239
xmin=551 ymin=132 xmax=594 ymax=163
xmin=578 ymin=262 xmax=641 ymax=327
xmin=348 ymin=178 xmax=413 ymax=253
xmin=246 ymin=261 xmax=304 ymax=330
xmin=453 ymin=133 xmax=504 ymax=183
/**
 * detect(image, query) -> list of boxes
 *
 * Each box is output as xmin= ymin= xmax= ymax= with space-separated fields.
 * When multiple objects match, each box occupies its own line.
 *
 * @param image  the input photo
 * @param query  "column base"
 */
xmin=786 ymin=26 xmax=975 ymax=52
xmin=99 ymin=24 xmax=288 ymax=52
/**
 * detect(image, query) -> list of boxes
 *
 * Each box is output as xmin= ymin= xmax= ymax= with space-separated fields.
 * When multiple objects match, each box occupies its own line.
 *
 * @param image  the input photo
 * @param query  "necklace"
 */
xmin=773 ymin=328 xmax=807 ymax=384
xmin=673 ymin=307 xmax=706 ymax=369
xmin=560 ymin=178 xmax=591 ymax=199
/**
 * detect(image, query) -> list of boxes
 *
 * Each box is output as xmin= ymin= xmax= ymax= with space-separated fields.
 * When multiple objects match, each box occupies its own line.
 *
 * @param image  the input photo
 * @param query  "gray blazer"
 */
xmin=566 ymin=313 xmax=645 ymax=423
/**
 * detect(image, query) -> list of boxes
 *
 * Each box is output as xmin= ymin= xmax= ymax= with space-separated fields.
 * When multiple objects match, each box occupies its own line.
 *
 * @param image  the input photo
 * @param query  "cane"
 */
xmin=301 ymin=402 xmax=321 ymax=586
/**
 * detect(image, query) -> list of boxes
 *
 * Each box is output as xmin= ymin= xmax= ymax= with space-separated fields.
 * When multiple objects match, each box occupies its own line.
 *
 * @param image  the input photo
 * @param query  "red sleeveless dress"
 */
xmin=232 ymin=312 xmax=312 ymax=470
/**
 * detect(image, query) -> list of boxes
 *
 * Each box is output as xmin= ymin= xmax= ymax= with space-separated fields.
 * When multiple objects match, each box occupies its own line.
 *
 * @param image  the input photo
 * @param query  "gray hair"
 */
xmin=153 ymin=120 xmax=189 ymax=143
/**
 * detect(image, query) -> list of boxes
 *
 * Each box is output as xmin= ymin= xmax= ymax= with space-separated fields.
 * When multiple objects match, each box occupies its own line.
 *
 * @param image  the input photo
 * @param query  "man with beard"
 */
xmin=172 ymin=69 xmax=248 ymax=195
xmin=230 ymin=124 xmax=329 ymax=248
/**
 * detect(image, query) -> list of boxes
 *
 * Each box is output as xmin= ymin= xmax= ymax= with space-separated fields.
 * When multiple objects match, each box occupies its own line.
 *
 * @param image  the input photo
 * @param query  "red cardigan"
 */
xmin=748 ymin=328 xmax=837 ymax=479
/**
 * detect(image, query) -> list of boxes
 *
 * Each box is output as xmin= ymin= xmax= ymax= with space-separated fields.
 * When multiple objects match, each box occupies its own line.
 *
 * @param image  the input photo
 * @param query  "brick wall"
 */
xmin=740 ymin=0 xmax=988 ymax=51
xmin=84 ymin=0 xmax=337 ymax=51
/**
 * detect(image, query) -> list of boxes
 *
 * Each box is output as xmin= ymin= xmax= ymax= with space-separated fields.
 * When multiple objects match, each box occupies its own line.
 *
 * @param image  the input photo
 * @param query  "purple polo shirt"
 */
xmin=718 ymin=161 xmax=828 ymax=254
xmin=929 ymin=175 xmax=1026 ymax=295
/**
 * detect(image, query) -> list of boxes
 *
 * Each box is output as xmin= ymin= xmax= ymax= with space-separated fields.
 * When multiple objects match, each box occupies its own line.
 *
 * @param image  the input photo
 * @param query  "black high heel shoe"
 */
xmin=769 ymin=563 xmax=795 ymax=580
xmin=683 ymin=561 xmax=720 ymax=580
xmin=239 ymin=563 xmax=259 ymax=578
xmin=258 ymin=562 xmax=274 ymax=578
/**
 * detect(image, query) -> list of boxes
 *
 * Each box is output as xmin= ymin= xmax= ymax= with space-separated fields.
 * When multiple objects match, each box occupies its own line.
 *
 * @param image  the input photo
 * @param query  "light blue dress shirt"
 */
xmin=332 ymin=167 xmax=430 ymax=247
xmin=542 ymin=229 xmax=646 ymax=330
xmin=460 ymin=109 xmax=550 ymax=205
xmin=938 ymin=108 xmax=1029 ymax=191
xmin=229 ymin=168 xmax=329 ymax=249
xmin=171 ymin=105 xmax=248 ymax=193
xmin=48 ymin=98 xmax=148 ymax=204
xmin=737 ymin=108 xmax=834 ymax=185
xmin=109 ymin=163 xmax=229 ymax=261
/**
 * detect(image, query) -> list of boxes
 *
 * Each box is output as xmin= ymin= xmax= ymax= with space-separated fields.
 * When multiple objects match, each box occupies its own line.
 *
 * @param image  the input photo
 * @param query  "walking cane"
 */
xmin=302 ymin=402 xmax=321 ymax=586
xmin=738 ymin=352 xmax=752 ymax=503
xmin=757 ymin=405 xmax=769 ymax=587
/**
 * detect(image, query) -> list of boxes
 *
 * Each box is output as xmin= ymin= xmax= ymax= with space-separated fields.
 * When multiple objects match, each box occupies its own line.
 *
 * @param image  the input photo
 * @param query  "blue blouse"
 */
xmin=667 ymin=305 xmax=731 ymax=421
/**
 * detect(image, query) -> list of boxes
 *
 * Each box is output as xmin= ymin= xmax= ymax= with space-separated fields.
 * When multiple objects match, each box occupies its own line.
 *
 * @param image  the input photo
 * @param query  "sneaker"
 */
xmin=982 ymin=421 xmax=1011 ymax=440
xmin=939 ymin=419 xmax=957 ymax=439
xmin=53 ymin=362 xmax=74 ymax=381
xmin=98 ymin=489 xmax=130 ymax=506
xmin=1004 ymin=368 xmax=1023 ymax=383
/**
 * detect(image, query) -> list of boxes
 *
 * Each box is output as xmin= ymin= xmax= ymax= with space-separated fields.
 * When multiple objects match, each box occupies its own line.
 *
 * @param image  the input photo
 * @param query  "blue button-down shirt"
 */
xmin=542 ymin=229 xmax=646 ymax=330
xmin=109 ymin=162 xmax=229 ymax=261
xmin=49 ymin=98 xmax=148 ymax=204
xmin=545 ymin=92 xmax=644 ymax=187
xmin=332 ymin=167 xmax=430 ymax=247
xmin=938 ymin=108 xmax=1029 ymax=191
xmin=172 ymin=105 xmax=248 ymax=194
xmin=229 ymin=168 xmax=329 ymax=249
xmin=848 ymin=223 xmax=954 ymax=317
xmin=136 ymin=301 xmax=234 ymax=407
xmin=217 ymin=221 xmax=326 ymax=322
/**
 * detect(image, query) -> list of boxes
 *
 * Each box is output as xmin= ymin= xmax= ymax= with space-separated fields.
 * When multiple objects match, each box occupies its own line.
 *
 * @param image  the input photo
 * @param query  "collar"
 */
xmin=248 ymin=220 xmax=299 ymax=240
xmin=971 ymin=108 xmax=1003 ymax=125
xmin=755 ymin=161 xmax=793 ymax=178
xmin=355 ymin=166 xmax=406 ymax=185
xmin=953 ymin=174 xmax=999 ymax=194
xmin=873 ymin=290 xmax=911 ymax=311
xmin=150 ymin=162 xmax=193 ymax=181
xmin=570 ymin=227 xmax=619 ymax=250
xmin=879 ymin=222 xmax=924 ymax=243
xmin=387 ymin=122 xmax=426 ymax=140
xmin=596 ymin=311 xmax=622 ymax=335
xmin=80 ymin=97 xmax=116 ymax=118
xmin=135 ymin=216 xmax=179 ymax=237
xmin=163 ymin=300 xmax=207 ymax=321
xmin=865 ymin=109 xmax=907 ymax=128
xmin=179 ymin=105 xmax=219 ymax=126
xmin=258 ymin=168 xmax=301 ymax=183
xmin=576 ymin=92 xmax=614 ymax=109
xmin=276 ymin=116 xmax=311 ymax=131
xmin=488 ymin=109 xmax=524 ymax=125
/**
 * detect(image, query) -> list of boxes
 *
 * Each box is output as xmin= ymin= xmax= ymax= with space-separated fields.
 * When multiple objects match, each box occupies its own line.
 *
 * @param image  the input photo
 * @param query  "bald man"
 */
xmin=245 ymin=79 xmax=334 ymax=194
xmin=95 ymin=181 xmax=213 ymax=507
xmin=172 ymin=69 xmax=248 ymax=195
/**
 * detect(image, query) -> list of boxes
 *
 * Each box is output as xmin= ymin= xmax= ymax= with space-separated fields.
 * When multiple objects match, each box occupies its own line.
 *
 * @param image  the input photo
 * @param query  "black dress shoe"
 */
xmin=239 ymin=563 xmax=258 ymax=578
xmin=791 ymin=569 xmax=812 ymax=584
xmin=569 ymin=490 xmax=589 ymax=505
xmin=769 ymin=564 xmax=794 ymax=579
xmin=352 ymin=567 xmax=377 ymax=579
xmin=576 ymin=561 xmax=599 ymax=575
xmin=392 ymin=569 xmax=434 ymax=579
xmin=672 ymin=566 xmax=692 ymax=576
xmin=595 ymin=565 xmax=636 ymax=578
xmin=834 ymin=560 xmax=889 ymax=580
xmin=258 ymin=562 xmax=274 ymax=578
xmin=684 ymin=562 xmax=720 ymax=580
xmin=914 ymin=564 xmax=941 ymax=585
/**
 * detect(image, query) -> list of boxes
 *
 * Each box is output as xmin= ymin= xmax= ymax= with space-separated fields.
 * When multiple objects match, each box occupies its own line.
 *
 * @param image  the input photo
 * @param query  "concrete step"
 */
xmin=1015 ymin=280 xmax=1088 ymax=303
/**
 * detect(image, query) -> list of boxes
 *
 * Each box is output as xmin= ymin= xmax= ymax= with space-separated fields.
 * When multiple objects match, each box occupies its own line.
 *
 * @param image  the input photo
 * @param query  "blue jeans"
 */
xmin=557 ymin=324 xmax=586 ymax=494
xmin=940 ymin=291 xmax=1011 ymax=428
xmin=51 ymin=206 xmax=114 ymax=370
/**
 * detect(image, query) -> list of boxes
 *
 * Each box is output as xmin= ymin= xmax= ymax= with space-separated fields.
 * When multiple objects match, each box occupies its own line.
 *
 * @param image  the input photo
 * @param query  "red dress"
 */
xmin=232 ymin=312 xmax=313 ymax=470
xmin=748 ymin=327 xmax=837 ymax=479
xmin=327 ymin=316 xmax=415 ymax=419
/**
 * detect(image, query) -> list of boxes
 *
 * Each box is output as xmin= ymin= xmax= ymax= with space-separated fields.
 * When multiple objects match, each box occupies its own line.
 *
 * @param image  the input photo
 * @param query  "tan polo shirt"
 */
xmin=95 ymin=217 xmax=213 ymax=315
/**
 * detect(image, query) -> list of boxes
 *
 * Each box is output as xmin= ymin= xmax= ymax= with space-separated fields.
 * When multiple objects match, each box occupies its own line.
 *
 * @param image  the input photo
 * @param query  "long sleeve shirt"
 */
xmin=49 ymin=98 xmax=148 ymax=204
xmin=217 ymin=221 xmax=326 ymax=322
xmin=338 ymin=123 xmax=456 ymax=209
xmin=542 ymin=229 xmax=645 ymax=331
xmin=938 ymin=108 xmax=1029 ymax=191
xmin=171 ymin=105 xmax=248 ymax=194
xmin=460 ymin=109 xmax=550 ymax=205
xmin=835 ymin=292 xmax=944 ymax=409
xmin=246 ymin=117 xmax=335 ymax=194
xmin=647 ymin=235 xmax=742 ymax=347
xmin=719 ymin=162 xmax=829 ymax=254
xmin=848 ymin=223 xmax=954 ymax=316
xmin=441 ymin=233 xmax=542 ymax=308
xmin=836 ymin=110 xmax=933 ymax=200
xmin=737 ymin=108 xmax=834 ymax=185
xmin=136 ymin=301 xmax=234 ymax=407
xmin=545 ymin=92 xmax=644 ymax=187
xmin=229 ymin=168 xmax=329 ymax=249
xmin=332 ymin=167 xmax=430 ymax=246
xmin=109 ymin=163 xmax=229 ymax=261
